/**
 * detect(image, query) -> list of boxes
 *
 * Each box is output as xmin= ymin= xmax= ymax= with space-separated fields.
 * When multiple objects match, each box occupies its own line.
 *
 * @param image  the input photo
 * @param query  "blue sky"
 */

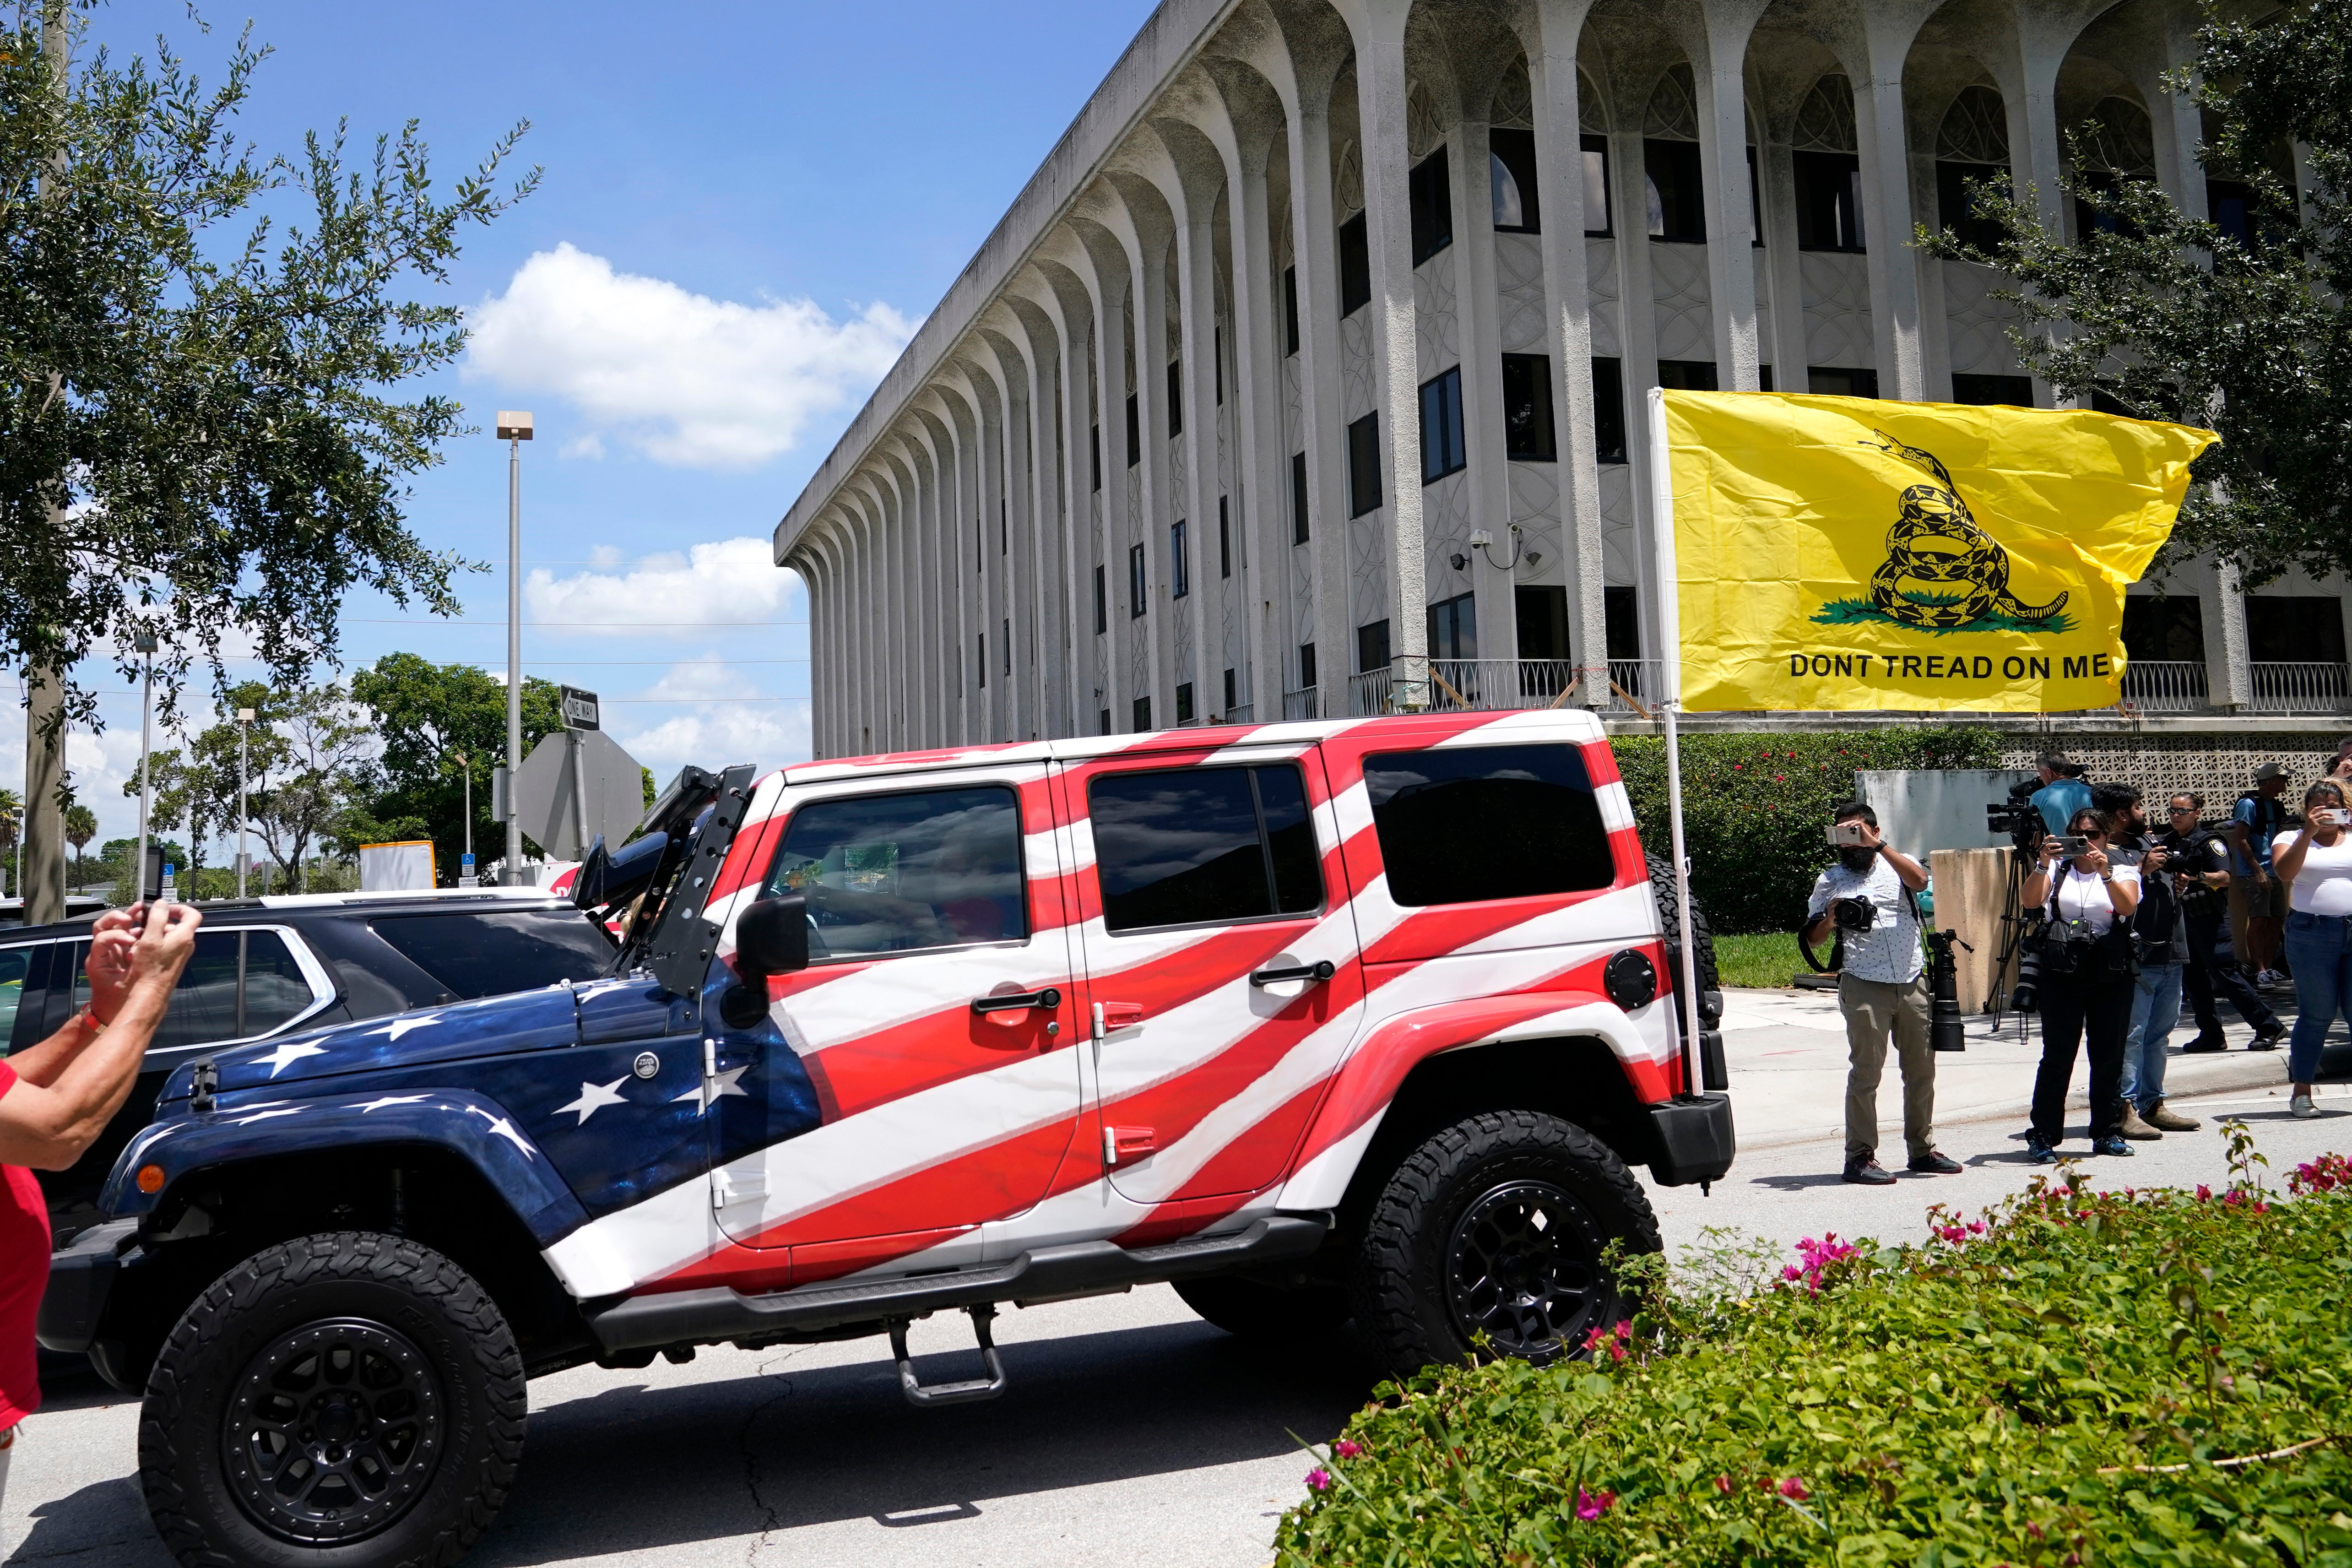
xmin=20 ymin=0 xmax=1156 ymax=857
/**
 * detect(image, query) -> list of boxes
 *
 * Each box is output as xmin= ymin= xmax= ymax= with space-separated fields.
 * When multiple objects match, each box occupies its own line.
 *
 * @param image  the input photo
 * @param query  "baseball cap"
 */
xmin=2254 ymin=761 xmax=2290 ymax=782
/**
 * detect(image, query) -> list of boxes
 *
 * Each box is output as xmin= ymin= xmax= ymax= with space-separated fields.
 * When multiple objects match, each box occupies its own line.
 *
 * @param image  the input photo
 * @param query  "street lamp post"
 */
xmin=133 ymin=630 xmax=157 ymax=903
xmin=236 ymin=705 xmax=254 ymax=897
xmin=455 ymin=752 xmax=475 ymax=886
xmin=496 ymin=411 xmax=533 ymax=885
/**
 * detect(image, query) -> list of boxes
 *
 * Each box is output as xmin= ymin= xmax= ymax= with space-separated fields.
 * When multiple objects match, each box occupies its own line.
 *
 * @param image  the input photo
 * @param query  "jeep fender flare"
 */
xmin=1274 ymin=993 xmax=1673 ymax=1212
xmin=102 ymin=1091 xmax=591 ymax=1246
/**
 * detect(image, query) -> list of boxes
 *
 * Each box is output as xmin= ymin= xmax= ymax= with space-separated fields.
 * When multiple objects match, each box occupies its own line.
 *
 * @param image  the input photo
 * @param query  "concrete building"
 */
xmin=775 ymin=0 xmax=2347 ymax=760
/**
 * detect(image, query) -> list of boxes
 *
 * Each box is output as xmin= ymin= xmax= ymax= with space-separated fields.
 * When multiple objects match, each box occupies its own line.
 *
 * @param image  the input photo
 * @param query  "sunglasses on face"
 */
xmin=2169 ymin=806 xmax=2198 ymax=814
xmin=2078 ymin=829 xmax=2107 ymax=840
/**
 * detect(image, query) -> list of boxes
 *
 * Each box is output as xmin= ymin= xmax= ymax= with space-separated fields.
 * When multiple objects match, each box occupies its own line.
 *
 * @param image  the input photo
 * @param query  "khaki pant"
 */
xmin=1838 ymin=973 xmax=1936 ymax=1161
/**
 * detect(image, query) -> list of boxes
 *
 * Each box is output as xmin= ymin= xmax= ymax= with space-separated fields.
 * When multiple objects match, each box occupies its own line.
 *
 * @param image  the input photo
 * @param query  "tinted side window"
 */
xmin=1090 ymin=764 xmax=1323 ymax=933
xmin=239 ymin=933 xmax=319 ymax=1035
xmin=765 ymin=786 xmax=1026 ymax=960
xmin=0 ymin=944 xmax=48 ymax=1055
xmin=1365 ymin=743 xmax=1615 ymax=906
xmin=371 ymin=910 xmax=618 ymax=999
xmin=148 ymin=931 xmax=249 ymax=1051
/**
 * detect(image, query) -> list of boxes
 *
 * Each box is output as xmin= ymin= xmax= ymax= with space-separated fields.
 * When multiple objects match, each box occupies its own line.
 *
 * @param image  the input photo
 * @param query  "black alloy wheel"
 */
xmin=223 ymin=1317 xmax=444 ymax=1544
xmin=1442 ymin=1178 xmax=1601 ymax=1359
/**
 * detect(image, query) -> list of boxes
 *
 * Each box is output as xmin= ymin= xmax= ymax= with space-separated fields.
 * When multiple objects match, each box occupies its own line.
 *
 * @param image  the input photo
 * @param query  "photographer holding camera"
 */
xmin=1804 ymin=802 xmax=1960 ymax=1186
xmin=2161 ymin=792 xmax=2282 ymax=1053
xmin=2271 ymin=780 xmax=2352 ymax=1120
xmin=2021 ymin=807 xmax=2141 ymax=1162
xmin=2097 ymin=784 xmax=2201 ymax=1137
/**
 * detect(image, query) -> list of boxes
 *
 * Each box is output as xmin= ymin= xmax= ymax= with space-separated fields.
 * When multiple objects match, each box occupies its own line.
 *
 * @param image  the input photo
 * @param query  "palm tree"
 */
xmin=64 ymin=805 xmax=97 ymax=892
xmin=0 ymin=789 xmax=20 ymax=900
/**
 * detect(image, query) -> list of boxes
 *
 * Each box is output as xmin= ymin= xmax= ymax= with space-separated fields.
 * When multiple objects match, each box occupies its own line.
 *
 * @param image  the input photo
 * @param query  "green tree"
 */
xmin=1923 ymin=0 xmax=2352 ymax=582
xmin=0 ymin=787 xmax=18 ymax=895
xmin=62 ymin=801 xmax=94 ymax=887
xmin=3 ymin=3 xmax=535 ymax=868
xmin=347 ymin=653 xmax=564 ymax=881
xmin=244 ymin=682 xmax=373 ymax=891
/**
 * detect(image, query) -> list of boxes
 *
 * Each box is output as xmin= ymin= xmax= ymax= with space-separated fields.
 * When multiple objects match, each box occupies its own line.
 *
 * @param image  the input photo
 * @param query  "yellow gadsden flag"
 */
xmin=1664 ymin=392 xmax=2217 ymax=712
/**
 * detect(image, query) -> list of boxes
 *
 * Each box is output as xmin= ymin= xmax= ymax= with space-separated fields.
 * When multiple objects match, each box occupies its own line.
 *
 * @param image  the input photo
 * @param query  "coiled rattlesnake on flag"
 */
xmin=1858 ymin=430 xmax=2068 ymax=630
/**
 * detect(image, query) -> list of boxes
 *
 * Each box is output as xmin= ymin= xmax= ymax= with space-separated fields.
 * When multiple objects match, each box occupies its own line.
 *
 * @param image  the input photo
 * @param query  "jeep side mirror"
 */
xmin=720 ymin=894 xmax=808 ymax=1028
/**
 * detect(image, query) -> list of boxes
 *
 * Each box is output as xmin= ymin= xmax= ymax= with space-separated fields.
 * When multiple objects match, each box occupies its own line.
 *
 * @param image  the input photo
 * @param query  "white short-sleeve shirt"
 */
xmin=2276 ymin=830 xmax=2352 ymax=917
xmin=2045 ymin=861 xmax=2139 ymax=934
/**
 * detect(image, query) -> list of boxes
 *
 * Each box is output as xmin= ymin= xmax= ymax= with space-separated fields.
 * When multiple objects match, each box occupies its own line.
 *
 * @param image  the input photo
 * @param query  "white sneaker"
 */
xmin=2291 ymin=1092 xmax=2321 ymax=1119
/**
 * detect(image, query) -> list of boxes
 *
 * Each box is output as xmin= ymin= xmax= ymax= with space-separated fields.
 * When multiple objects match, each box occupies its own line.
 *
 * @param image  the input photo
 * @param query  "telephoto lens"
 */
xmin=1927 ymin=928 xmax=1970 ymax=1051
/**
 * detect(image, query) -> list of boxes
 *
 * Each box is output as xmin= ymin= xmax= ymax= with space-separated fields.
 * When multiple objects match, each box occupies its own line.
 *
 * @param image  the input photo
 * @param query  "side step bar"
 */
xmin=587 ymin=1214 xmax=1328 ymax=1354
xmin=889 ymin=1305 xmax=1007 ymax=1406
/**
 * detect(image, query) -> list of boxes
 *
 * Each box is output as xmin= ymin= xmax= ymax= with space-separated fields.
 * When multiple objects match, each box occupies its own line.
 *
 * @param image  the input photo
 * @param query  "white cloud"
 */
xmin=465 ymin=243 xmax=918 ymax=470
xmin=525 ymin=539 xmax=802 ymax=634
xmin=611 ymin=658 xmax=812 ymax=781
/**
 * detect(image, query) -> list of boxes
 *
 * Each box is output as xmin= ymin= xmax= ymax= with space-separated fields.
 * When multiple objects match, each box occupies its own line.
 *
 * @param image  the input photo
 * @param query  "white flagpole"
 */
xmin=1647 ymin=387 xmax=1704 ymax=1098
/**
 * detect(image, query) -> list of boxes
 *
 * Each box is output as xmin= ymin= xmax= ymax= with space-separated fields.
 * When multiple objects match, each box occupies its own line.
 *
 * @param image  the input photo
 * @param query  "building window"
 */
xmin=1090 ymin=424 xmax=1101 ymax=491
xmin=1427 ymin=591 xmax=1477 ymax=660
xmin=1125 ymin=393 xmax=1140 ymax=466
xmin=1171 ymin=519 xmax=1189 ymax=599
xmin=1420 ymin=367 xmax=1467 ymax=483
xmin=1794 ymin=152 xmax=1866 ymax=250
xmin=1490 ymin=128 xmax=1540 ymax=232
xmin=1643 ymin=140 xmax=1705 ymax=242
xmin=1339 ymin=213 xmax=1371 ymax=315
xmin=978 ymin=633 xmax=986 ymax=688
xmin=1583 ymin=136 xmax=1612 ymax=235
xmin=1347 ymin=413 xmax=1381 ymax=517
xmin=1003 ymin=618 xmax=1011 ymax=676
xmin=1219 ymin=496 xmax=1231 ymax=578
xmin=1283 ymin=266 xmax=1300 ymax=355
xmin=1214 ymin=326 xmax=1223 ymax=405
xmin=1656 ymin=359 xmax=1718 ymax=391
xmin=1604 ymin=585 xmax=1641 ymax=661
xmin=1517 ymin=584 xmax=1569 ymax=660
xmin=2247 ymin=597 xmax=2347 ymax=664
xmin=1000 ymin=498 xmax=1008 ymax=555
xmin=1094 ymin=564 xmax=1107 ymax=634
xmin=1223 ymin=667 xmax=1237 ymax=712
xmin=1133 ymin=695 xmax=1153 ymax=732
xmin=1290 ymin=451 xmax=1310 ymax=544
xmin=1128 ymin=543 xmax=1147 ymax=617
xmin=1590 ymin=357 xmax=1627 ymax=464
xmin=1951 ymin=373 xmax=2033 ymax=407
xmin=1936 ymin=160 xmax=2008 ymax=251
xmin=1299 ymin=641 xmax=1317 ymax=689
xmin=1935 ymin=83 xmax=2011 ymax=251
xmin=2123 ymin=595 xmax=2206 ymax=663
xmin=1176 ymin=682 xmax=1194 ymax=724
xmin=1357 ymin=619 xmax=1391 ymax=674
xmin=1167 ymin=361 xmax=1183 ymax=437
xmin=1501 ymin=353 xmax=1556 ymax=462
xmin=1100 ymin=708 xmax=1114 ymax=736
xmin=1809 ymin=366 xmax=1879 ymax=399
xmin=1410 ymin=147 xmax=1453 ymax=264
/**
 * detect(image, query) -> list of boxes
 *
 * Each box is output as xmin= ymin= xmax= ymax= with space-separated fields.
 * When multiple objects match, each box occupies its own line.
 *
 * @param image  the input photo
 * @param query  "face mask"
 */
xmin=1838 ymin=846 xmax=1878 ymax=873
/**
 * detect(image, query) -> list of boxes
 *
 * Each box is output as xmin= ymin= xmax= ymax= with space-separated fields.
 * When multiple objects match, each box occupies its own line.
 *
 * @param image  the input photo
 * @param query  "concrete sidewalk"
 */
xmin=1721 ymin=982 xmax=2339 ymax=1152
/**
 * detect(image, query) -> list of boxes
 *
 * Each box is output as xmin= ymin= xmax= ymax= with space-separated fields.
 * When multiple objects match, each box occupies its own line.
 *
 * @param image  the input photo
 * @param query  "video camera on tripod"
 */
xmin=1986 ymin=776 xmax=2045 ymax=852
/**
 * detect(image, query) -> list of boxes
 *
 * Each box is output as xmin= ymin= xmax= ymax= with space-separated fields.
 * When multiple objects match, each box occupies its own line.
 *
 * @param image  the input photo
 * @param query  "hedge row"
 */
xmin=1611 ymin=726 xmax=2005 ymax=936
xmin=1277 ymin=1132 xmax=2352 ymax=1567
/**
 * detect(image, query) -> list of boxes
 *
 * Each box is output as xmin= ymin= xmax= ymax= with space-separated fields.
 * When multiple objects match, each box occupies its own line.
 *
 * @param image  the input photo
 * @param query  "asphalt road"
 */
xmin=8 ymin=1079 xmax=2347 ymax=1568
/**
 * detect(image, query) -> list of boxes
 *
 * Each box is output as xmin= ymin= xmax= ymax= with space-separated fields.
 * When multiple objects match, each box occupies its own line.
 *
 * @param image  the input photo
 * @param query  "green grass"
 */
xmin=1809 ymin=594 xmax=2076 ymax=636
xmin=1714 ymin=930 xmax=1809 ymax=988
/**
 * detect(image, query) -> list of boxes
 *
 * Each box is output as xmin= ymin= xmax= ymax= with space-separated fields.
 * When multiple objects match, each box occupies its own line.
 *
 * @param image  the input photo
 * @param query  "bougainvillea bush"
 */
xmin=1277 ymin=1136 xmax=2352 ymax=1567
xmin=1611 ymin=725 xmax=2004 ymax=935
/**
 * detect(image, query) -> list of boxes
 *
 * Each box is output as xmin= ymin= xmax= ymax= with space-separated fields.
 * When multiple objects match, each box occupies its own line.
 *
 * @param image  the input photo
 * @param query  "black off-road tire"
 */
xmin=140 ymin=1232 xmax=526 ymax=1568
xmin=1350 ymin=1111 xmax=1660 ymax=1376
xmin=1174 ymin=1275 xmax=1350 ymax=1341
xmin=1647 ymin=852 xmax=1722 ymax=1024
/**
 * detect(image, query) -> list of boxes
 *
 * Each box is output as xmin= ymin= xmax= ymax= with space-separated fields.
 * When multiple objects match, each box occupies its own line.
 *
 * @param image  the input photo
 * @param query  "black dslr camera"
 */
xmin=1831 ymin=896 xmax=1876 ymax=932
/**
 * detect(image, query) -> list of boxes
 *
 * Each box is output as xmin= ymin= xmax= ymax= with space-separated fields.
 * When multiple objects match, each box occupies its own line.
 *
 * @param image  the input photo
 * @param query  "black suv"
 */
xmin=0 ymin=888 xmax=618 ymax=1242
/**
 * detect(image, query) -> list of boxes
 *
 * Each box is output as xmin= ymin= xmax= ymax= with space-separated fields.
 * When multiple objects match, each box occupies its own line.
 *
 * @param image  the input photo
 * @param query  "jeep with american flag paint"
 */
xmin=44 ymin=709 xmax=1733 ymax=1567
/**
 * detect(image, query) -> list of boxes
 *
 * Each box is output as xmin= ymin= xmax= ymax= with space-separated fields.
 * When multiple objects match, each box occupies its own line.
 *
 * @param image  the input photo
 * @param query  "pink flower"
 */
xmin=1967 ymin=1221 xmax=1987 ymax=1235
xmin=2196 ymin=1184 xmax=2213 ymax=1202
xmin=1305 ymin=1467 xmax=1333 ymax=1492
xmin=1576 ymin=1488 xmax=1615 ymax=1521
xmin=1713 ymin=1475 xmax=1734 ymax=1495
xmin=1333 ymin=1439 xmax=1363 ymax=1460
xmin=1778 ymin=1476 xmax=1810 ymax=1501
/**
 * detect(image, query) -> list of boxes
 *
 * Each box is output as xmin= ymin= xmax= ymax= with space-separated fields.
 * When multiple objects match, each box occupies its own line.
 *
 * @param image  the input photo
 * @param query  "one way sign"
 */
xmin=559 ymin=685 xmax=601 ymax=731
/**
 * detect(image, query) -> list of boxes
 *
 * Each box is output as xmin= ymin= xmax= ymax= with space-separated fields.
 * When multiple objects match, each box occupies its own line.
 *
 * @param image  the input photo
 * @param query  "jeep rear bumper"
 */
xmin=36 ymin=1219 xmax=140 ymax=1355
xmin=1647 ymin=1093 xmax=1736 ymax=1186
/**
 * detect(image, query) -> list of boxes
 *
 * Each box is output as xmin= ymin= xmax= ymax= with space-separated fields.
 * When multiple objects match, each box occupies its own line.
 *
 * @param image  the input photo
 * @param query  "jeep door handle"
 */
xmin=1249 ymin=960 xmax=1335 ymax=988
xmin=970 ymin=987 xmax=1062 ymax=1015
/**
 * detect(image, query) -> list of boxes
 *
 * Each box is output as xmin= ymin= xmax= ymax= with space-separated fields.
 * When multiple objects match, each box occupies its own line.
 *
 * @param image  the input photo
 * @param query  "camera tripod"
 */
xmin=1986 ymin=841 xmax=2038 ymax=1042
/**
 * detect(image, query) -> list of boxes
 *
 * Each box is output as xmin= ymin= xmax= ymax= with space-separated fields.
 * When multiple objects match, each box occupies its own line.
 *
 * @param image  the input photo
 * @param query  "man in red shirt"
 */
xmin=0 ymin=901 xmax=201 ymax=1523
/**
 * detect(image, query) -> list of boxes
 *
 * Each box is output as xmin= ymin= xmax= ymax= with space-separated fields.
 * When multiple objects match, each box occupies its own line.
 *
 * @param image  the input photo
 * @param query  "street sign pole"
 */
xmin=497 ymin=412 xmax=533 ymax=884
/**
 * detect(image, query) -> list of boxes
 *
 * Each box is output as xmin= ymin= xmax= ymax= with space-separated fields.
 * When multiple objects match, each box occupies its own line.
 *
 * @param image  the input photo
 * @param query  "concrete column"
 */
xmin=1231 ymin=148 xmax=1284 ymax=722
xmin=2009 ymin=9 xmax=2073 ymax=408
xmin=1854 ymin=48 xmax=1927 ymax=399
xmin=1450 ymin=111 xmax=1515 ymax=678
xmin=1346 ymin=0 xmax=1432 ymax=707
xmin=1691 ymin=0 xmax=1770 ymax=390
xmin=1175 ymin=198 xmax=1223 ymax=725
xmin=1525 ymin=0 xmax=1609 ymax=704
xmin=2213 ymin=556 xmax=2252 ymax=710
xmin=1133 ymin=234 xmax=1176 ymax=727
xmin=1074 ymin=236 xmax=1131 ymax=731
xmin=1027 ymin=261 xmax=1094 ymax=738
xmin=1289 ymin=88 xmax=1353 ymax=718
xmin=1618 ymin=125 xmax=1668 ymax=667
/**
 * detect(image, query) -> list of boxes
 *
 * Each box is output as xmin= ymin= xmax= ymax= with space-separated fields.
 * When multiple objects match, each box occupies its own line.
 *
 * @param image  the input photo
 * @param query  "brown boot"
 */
xmin=2144 ymin=1100 xmax=2201 ymax=1132
xmin=2118 ymin=1106 xmax=2164 ymax=1139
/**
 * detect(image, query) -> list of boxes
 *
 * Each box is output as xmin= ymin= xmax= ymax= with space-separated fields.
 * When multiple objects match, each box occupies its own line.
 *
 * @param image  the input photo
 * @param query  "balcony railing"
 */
xmin=1281 ymin=687 xmax=1319 ymax=722
xmin=2250 ymin=662 xmax=2352 ymax=713
xmin=1221 ymin=703 xmax=1253 ymax=725
xmin=2120 ymin=660 xmax=2208 ymax=713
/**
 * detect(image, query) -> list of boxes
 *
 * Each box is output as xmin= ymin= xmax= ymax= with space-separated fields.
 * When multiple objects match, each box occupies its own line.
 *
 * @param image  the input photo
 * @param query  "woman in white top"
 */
xmin=2018 ymin=808 xmax=2141 ymax=1160
xmin=2271 ymin=781 xmax=2352 ymax=1118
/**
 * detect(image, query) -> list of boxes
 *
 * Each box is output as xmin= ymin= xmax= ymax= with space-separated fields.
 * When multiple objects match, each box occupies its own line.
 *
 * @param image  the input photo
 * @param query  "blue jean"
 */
xmin=2282 ymin=910 xmax=2352 ymax=1083
xmin=2121 ymin=961 xmax=2183 ymax=1111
